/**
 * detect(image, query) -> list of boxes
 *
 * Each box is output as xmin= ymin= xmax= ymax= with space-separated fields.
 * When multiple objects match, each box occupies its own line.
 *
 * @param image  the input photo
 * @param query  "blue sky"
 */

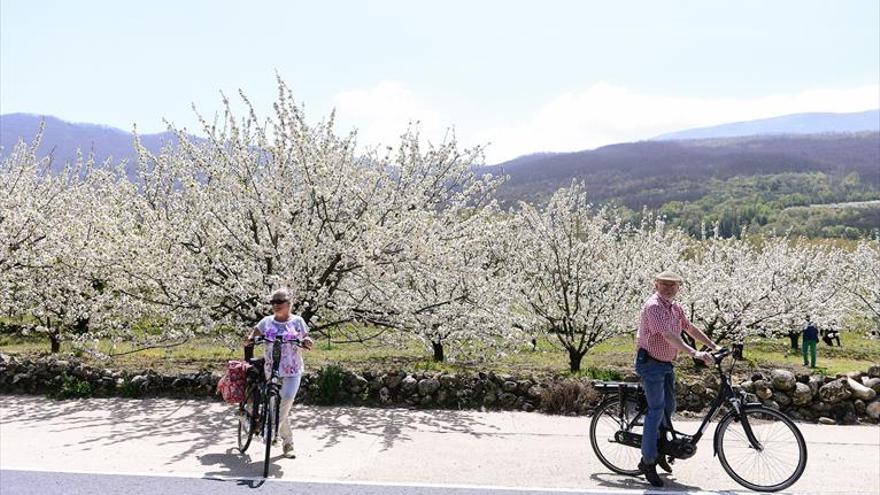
xmin=1 ymin=0 xmax=878 ymax=162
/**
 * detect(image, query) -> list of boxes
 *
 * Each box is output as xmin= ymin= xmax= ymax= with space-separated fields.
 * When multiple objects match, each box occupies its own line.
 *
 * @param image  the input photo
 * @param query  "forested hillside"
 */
xmin=486 ymin=133 xmax=880 ymax=238
xmin=3 ymin=113 xmax=878 ymax=238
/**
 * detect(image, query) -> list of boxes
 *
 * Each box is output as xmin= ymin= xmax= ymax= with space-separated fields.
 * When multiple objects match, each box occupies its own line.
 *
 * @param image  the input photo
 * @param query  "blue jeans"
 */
xmin=635 ymin=349 xmax=676 ymax=463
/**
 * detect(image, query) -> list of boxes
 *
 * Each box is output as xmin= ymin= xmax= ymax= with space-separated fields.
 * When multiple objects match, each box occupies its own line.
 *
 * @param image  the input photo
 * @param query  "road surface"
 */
xmin=1 ymin=395 xmax=877 ymax=494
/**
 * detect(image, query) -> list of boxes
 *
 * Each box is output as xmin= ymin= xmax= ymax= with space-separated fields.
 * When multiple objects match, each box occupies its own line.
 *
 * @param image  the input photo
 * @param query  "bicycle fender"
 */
xmin=713 ymin=404 xmax=764 ymax=457
xmin=713 ymin=410 xmax=734 ymax=457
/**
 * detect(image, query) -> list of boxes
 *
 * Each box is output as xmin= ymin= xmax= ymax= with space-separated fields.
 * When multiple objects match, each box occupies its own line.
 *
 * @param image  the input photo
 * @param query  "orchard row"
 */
xmin=2 ymin=81 xmax=877 ymax=371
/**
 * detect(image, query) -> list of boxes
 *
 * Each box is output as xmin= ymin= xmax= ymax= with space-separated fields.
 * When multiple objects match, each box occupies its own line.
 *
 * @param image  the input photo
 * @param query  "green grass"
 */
xmin=0 ymin=332 xmax=241 ymax=372
xmin=2 ymin=328 xmax=878 ymax=377
xmin=743 ymin=332 xmax=880 ymax=376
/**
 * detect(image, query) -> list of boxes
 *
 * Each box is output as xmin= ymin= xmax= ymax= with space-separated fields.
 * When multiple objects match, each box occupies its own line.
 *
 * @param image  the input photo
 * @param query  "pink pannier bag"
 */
xmin=217 ymin=360 xmax=251 ymax=404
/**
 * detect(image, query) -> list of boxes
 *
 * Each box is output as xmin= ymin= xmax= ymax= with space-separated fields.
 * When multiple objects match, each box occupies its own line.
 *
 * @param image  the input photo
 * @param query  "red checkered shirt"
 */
xmin=636 ymin=292 xmax=691 ymax=363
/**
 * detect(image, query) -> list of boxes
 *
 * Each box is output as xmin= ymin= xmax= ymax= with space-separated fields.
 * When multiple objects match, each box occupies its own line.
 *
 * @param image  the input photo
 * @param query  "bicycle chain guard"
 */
xmin=612 ymin=431 xmax=699 ymax=460
xmin=659 ymin=435 xmax=698 ymax=460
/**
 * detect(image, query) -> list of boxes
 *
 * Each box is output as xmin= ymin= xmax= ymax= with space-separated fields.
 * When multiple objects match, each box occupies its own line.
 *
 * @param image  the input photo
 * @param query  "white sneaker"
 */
xmin=282 ymin=442 xmax=296 ymax=458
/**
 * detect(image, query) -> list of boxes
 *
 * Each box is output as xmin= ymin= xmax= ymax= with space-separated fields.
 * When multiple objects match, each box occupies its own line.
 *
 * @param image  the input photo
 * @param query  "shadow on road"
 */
xmin=1 ymin=395 xmax=233 ymax=465
xmin=199 ymin=447 xmax=277 ymax=483
xmin=1 ymin=395 xmax=499 ymax=479
xmin=590 ymin=471 xmax=741 ymax=494
xmin=288 ymin=405 xmax=502 ymax=451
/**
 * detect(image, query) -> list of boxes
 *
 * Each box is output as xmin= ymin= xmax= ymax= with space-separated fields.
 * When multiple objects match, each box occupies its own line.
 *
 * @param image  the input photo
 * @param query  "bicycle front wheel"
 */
xmin=716 ymin=406 xmax=807 ymax=492
xmin=263 ymin=393 xmax=277 ymax=478
xmin=589 ymin=396 xmax=644 ymax=476
xmin=237 ymin=385 xmax=258 ymax=453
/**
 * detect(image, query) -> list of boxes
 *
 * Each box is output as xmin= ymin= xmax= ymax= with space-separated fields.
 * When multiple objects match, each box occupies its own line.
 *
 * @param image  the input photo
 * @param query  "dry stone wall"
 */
xmin=1 ymin=353 xmax=878 ymax=424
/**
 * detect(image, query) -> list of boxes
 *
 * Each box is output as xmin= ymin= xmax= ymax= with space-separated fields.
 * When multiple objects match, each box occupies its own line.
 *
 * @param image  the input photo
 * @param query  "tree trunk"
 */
xmin=74 ymin=317 xmax=89 ymax=335
xmin=568 ymin=348 xmax=585 ymax=372
xmin=49 ymin=331 xmax=61 ymax=354
xmin=431 ymin=340 xmax=445 ymax=362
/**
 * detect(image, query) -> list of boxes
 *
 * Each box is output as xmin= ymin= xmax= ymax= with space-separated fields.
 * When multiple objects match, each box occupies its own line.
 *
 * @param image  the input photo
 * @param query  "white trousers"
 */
xmin=278 ymin=374 xmax=302 ymax=445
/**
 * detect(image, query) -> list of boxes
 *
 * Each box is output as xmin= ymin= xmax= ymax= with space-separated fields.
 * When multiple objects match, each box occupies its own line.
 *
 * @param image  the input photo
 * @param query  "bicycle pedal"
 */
xmin=657 ymin=455 xmax=674 ymax=473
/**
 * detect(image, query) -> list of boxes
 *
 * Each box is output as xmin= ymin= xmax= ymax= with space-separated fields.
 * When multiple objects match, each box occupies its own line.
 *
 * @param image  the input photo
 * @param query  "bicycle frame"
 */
xmin=249 ymin=336 xmax=305 ymax=439
xmin=672 ymin=347 xmax=765 ymax=454
xmin=607 ymin=345 xmax=765 ymax=455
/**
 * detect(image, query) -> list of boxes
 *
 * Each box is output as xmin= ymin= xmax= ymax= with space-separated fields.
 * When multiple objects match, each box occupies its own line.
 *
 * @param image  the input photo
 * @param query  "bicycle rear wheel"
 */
xmin=589 ymin=396 xmax=644 ymax=475
xmin=716 ymin=406 xmax=807 ymax=492
xmin=237 ymin=385 xmax=258 ymax=453
xmin=262 ymin=393 xmax=277 ymax=478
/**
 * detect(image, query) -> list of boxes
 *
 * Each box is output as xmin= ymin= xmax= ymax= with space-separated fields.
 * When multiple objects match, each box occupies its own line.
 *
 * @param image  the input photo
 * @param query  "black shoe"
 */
xmin=657 ymin=455 xmax=673 ymax=473
xmin=638 ymin=460 xmax=664 ymax=487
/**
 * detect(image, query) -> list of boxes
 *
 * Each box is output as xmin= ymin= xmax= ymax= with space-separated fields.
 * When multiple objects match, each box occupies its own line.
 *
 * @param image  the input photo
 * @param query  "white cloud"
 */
xmin=331 ymin=81 xmax=455 ymax=150
xmin=331 ymin=81 xmax=880 ymax=164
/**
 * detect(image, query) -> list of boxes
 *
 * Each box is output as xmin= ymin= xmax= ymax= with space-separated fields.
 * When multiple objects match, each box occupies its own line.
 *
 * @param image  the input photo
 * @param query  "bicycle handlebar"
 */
xmin=249 ymin=335 xmax=305 ymax=347
xmin=711 ymin=342 xmax=744 ymax=361
xmin=693 ymin=343 xmax=743 ymax=368
xmin=711 ymin=347 xmax=731 ymax=362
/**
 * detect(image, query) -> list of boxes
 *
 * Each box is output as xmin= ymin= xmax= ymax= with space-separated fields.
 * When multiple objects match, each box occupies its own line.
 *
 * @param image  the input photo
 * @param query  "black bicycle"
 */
xmin=237 ymin=335 xmax=303 ymax=478
xmin=589 ymin=345 xmax=807 ymax=492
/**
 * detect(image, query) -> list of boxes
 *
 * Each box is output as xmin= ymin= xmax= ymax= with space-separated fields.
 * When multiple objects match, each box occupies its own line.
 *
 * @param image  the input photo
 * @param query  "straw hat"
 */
xmin=654 ymin=271 xmax=683 ymax=283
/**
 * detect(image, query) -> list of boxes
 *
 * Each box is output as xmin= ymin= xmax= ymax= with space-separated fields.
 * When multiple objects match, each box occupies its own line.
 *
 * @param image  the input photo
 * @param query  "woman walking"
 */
xmin=247 ymin=288 xmax=313 ymax=458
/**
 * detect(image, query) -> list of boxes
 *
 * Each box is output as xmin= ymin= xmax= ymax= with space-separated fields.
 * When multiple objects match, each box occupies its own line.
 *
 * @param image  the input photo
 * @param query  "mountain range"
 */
xmin=486 ymin=132 xmax=880 ymax=209
xmin=0 ymin=113 xmax=180 ymax=178
xmin=653 ymin=109 xmax=879 ymax=140
xmin=2 ymin=111 xmax=879 ymax=229
xmin=2 ymin=109 xmax=878 ymax=173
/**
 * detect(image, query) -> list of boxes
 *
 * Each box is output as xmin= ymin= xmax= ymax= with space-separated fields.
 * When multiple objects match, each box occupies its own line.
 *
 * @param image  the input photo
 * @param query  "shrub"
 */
xmin=118 ymin=379 xmax=143 ymax=398
xmin=314 ymin=364 xmax=346 ymax=405
xmin=540 ymin=379 xmax=597 ymax=415
xmin=53 ymin=374 xmax=93 ymax=399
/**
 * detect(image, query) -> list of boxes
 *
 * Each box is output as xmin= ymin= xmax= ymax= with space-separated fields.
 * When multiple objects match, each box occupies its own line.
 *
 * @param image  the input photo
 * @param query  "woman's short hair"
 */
xmin=268 ymin=288 xmax=291 ymax=304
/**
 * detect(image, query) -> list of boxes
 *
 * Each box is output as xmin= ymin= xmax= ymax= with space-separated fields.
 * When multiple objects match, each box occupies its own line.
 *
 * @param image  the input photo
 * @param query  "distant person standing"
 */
xmin=802 ymin=317 xmax=819 ymax=368
xmin=787 ymin=328 xmax=800 ymax=351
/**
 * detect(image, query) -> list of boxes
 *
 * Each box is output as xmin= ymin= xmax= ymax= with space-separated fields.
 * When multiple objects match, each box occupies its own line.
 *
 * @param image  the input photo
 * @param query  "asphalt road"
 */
xmin=0 ymin=469 xmax=722 ymax=495
xmin=1 ymin=395 xmax=877 ymax=494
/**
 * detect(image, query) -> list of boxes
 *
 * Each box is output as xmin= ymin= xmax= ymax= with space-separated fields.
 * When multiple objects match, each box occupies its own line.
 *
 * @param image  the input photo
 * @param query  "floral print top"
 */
xmin=256 ymin=314 xmax=309 ymax=378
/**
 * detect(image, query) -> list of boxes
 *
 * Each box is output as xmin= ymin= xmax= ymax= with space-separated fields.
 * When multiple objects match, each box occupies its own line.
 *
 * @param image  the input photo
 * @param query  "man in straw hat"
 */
xmin=634 ymin=271 xmax=719 ymax=487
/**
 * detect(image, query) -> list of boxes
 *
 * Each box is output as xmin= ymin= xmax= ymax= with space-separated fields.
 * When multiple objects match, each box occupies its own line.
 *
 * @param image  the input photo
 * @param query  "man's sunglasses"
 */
xmin=269 ymin=299 xmax=289 ymax=305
